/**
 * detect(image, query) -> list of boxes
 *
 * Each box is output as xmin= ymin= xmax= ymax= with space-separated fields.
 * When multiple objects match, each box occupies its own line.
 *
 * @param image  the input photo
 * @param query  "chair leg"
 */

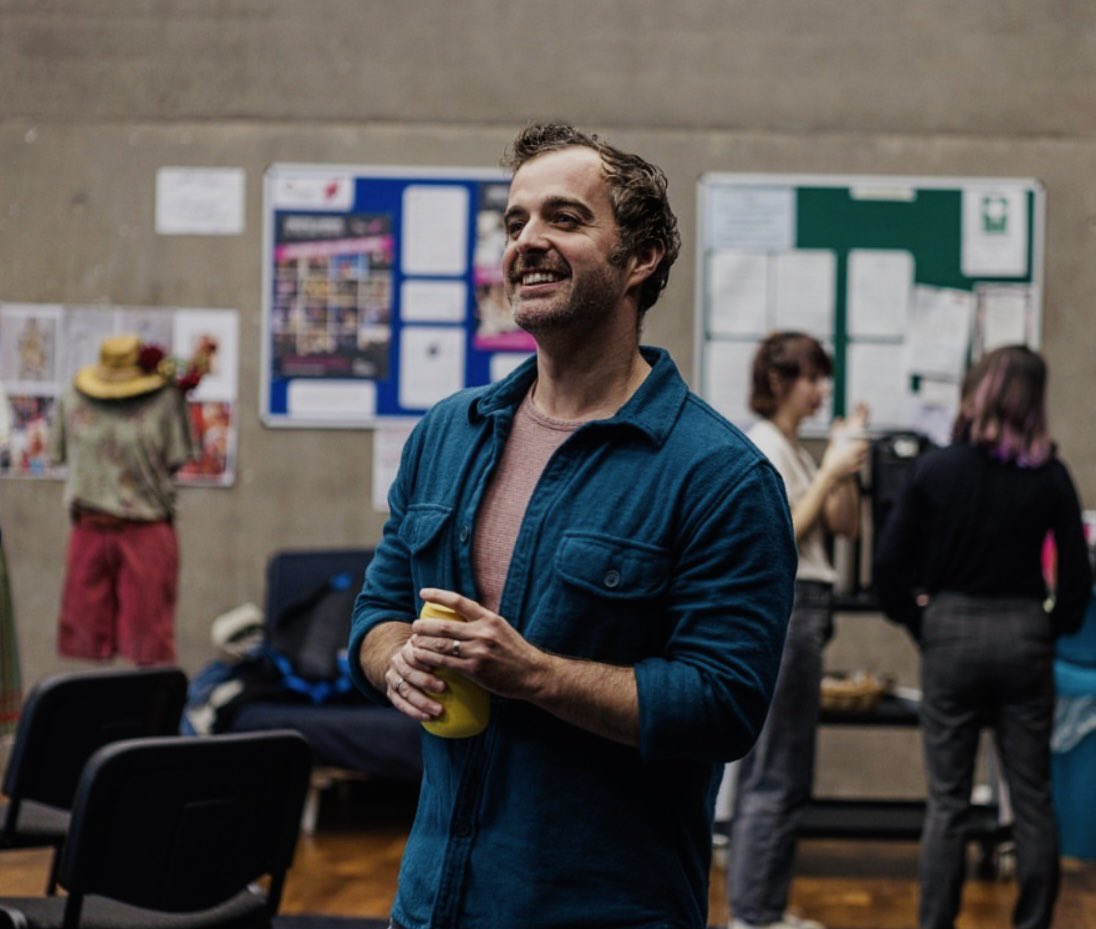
xmin=300 ymin=782 xmax=322 ymax=836
xmin=46 ymin=845 xmax=63 ymax=895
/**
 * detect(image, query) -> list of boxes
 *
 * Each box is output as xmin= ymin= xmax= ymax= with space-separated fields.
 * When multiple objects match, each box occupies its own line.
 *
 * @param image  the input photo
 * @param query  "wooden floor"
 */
xmin=2 ymin=778 xmax=1095 ymax=928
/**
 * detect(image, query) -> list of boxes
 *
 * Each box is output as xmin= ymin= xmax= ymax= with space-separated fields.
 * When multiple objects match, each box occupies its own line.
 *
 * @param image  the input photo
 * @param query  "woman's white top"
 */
xmin=747 ymin=418 xmax=837 ymax=585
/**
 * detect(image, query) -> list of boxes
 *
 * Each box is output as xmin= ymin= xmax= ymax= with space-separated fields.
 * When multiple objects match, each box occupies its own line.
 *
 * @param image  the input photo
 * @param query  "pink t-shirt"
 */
xmin=473 ymin=388 xmax=586 ymax=613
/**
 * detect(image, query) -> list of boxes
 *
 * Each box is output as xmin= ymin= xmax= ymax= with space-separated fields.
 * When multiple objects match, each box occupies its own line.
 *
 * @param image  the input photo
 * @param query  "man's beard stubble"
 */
xmin=507 ymin=252 xmax=629 ymax=337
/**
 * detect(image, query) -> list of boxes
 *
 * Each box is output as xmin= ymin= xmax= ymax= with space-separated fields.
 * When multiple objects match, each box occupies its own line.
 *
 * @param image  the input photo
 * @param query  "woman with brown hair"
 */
xmin=728 ymin=331 xmax=869 ymax=929
xmin=874 ymin=344 xmax=1091 ymax=929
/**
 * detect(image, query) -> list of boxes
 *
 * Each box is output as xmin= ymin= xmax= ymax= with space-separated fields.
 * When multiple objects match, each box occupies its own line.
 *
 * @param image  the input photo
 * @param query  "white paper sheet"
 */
xmin=773 ymin=250 xmax=835 ymax=337
xmin=702 ymin=341 xmax=757 ymax=429
xmin=977 ymin=285 xmax=1031 ymax=353
xmin=156 ymin=167 xmax=245 ymax=236
xmin=59 ymin=307 xmax=116 ymax=383
xmin=401 ymin=186 xmax=469 ymax=276
xmin=287 ymin=380 xmax=378 ymax=420
xmin=372 ymin=423 xmax=415 ymax=511
xmin=0 ymin=303 xmax=64 ymax=394
xmin=846 ymin=341 xmax=910 ymax=429
xmin=401 ymin=280 xmax=468 ymax=323
xmin=399 ymin=326 xmax=465 ymax=409
xmin=961 ymin=187 xmax=1028 ymax=277
xmin=847 ymin=249 xmax=913 ymax=339
xmin=907 ymin=286 xmax=974 ymax=380
xmin=706 ymin=186 xmax=795 ymax=251
xmin=707 ymin=251 xmax=769 ymax=336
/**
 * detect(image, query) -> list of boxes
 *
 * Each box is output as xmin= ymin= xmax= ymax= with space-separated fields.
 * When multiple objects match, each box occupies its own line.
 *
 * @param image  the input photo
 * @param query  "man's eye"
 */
xmin=506 ymin=220 xmax=524 ymax=239
xmin=555 ymin=213 xmax=579 ymax=227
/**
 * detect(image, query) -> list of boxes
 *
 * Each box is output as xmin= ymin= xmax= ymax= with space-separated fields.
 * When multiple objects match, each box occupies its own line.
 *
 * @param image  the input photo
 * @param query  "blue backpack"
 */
xmin=265 ymin=571 xmax=360 ymax=705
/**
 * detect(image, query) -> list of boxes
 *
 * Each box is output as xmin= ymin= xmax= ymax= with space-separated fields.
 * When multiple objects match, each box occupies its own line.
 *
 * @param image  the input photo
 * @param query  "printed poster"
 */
xmin=271 ymin=212 xmax=395 ymax=382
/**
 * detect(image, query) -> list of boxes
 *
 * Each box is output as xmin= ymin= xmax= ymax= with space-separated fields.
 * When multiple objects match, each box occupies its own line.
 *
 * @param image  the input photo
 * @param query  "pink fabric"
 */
xmin=473 ymin=390 xmax=583 ymax=613
xmin=58 ymin=519 xmax=178 ymax=665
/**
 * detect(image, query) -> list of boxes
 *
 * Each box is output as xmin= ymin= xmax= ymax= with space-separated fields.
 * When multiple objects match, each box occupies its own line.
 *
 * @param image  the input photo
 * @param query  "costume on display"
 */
xmin=349 ymin=348 xmax=797 ymax=929
xmin=48 ymin=334 xmax=211 ymax=666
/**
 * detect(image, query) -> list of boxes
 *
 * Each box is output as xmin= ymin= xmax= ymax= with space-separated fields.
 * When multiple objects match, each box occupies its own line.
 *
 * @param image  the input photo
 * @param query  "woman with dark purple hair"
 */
xmin=875 ymin=344 xmax=1091 ymax=929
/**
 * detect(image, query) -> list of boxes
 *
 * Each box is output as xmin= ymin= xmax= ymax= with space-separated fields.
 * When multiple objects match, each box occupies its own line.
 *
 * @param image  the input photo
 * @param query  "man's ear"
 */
xmin=628 ymin=241 xmax=665 ymax=288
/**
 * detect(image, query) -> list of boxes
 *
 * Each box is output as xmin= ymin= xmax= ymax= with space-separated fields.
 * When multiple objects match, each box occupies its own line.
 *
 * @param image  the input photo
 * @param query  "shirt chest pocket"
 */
xmin=555 ymin=531 xmax=670 ymax=600
xmin=398 ymin=504 xmax=454 ymax=592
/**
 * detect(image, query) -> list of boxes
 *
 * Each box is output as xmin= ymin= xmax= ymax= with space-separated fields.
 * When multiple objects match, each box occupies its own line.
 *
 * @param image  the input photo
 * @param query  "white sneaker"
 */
xmin=730 ymin=914 xmax=825 ymax=929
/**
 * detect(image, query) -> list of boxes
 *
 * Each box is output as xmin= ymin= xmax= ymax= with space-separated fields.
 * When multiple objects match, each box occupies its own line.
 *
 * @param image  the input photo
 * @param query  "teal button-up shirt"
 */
xmin=349 ymin=346 xmax=796 ymax=929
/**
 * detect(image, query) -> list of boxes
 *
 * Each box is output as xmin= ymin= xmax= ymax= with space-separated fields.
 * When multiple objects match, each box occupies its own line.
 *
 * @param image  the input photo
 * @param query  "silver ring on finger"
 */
xmin=451 ymin=639 xmax=461 ymax=658
xmin=394 ymin=676 xmax=405 ymax=695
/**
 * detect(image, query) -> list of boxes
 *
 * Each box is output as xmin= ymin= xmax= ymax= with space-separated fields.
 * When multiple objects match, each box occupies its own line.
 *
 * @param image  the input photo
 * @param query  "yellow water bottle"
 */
xmin=419 ymin=602 xmax=490 ymax=739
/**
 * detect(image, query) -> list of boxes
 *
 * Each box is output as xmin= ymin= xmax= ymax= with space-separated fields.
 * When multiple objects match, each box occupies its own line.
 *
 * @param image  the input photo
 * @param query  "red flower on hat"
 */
xmin=135 ymin=338 xmax=218 ymax=394
xmin=137 ymin=344 xmax=166 ymax=373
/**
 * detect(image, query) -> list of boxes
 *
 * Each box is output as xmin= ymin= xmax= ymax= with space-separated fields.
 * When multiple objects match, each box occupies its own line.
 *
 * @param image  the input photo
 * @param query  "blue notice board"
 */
xmin=261 ymin=164 xmax=530 ymax=428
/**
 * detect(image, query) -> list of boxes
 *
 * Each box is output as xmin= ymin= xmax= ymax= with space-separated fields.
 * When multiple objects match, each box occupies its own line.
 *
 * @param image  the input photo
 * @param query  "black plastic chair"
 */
xmin=0 ymin=667 xmax=188 ymax=892
xmin=0 ymin=730 xmax=312 ymax=929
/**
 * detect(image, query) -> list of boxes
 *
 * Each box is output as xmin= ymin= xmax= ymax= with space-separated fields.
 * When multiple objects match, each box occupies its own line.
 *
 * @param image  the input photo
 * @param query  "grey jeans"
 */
xmin=918 ymin=593 xmax=1058 ymax=929
xmin=727 ymin=580 xmax=833 ymax=925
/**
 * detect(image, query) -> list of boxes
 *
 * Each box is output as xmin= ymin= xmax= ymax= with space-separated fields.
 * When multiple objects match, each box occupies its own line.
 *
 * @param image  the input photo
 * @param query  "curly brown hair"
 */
xmin=501 ymin=123 xmax=681 ymax=316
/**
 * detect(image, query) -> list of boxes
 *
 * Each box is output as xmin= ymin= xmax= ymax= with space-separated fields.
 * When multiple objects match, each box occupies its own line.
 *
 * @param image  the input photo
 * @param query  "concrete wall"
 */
xmin=2 ymin=1 xmax=1094 ymax=793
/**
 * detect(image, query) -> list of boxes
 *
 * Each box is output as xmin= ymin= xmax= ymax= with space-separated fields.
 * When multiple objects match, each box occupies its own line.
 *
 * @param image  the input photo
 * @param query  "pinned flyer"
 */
xmin=961 ymin=187 xmax=1029 ymax=278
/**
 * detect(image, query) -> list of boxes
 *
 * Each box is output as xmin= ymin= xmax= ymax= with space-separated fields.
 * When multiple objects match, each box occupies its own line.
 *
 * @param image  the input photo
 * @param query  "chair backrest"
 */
xmin=264 ymin=548 xmax=374 ymax=630
xmin=59 ymin=731 xmax=311 ymax=917
xmin=2 ymin=667 xmax=188 ymax=811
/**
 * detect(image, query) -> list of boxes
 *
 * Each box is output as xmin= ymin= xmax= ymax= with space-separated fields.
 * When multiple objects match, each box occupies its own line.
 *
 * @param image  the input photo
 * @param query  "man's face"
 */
xmin=502 ymin=146 xmax=631 ymax=336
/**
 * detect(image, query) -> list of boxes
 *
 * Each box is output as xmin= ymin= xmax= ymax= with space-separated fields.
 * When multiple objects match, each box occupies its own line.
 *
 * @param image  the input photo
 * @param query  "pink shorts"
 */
xmin=58 ymin=516 xmax=178 ymax=665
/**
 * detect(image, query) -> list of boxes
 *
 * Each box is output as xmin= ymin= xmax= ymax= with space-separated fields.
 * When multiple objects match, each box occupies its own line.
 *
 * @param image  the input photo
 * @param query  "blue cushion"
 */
xmin=1057 ymin=587 xmax=1096 ymax=667
xmin=1056 ymin=658 xmax=1096 ymax=697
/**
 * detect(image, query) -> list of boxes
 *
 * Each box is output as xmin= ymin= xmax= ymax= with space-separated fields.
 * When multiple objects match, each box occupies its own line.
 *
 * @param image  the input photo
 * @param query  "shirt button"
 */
xmin=603 ymin=569 xmax=621 ymax=589
xmin=459 ymin=525 xmax=470 ymax=543
xmin=454 ymin=820 xmax=472 ymax=837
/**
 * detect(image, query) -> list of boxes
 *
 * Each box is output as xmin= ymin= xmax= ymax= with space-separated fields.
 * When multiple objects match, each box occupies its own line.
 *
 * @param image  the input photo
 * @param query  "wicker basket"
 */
xmin=820 ymin=670 xmax=890 ymax=714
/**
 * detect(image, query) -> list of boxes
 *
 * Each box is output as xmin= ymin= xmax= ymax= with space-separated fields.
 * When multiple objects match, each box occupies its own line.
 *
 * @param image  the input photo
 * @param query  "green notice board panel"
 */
xmin=695 ymin=174 xmax=1044 ymax=442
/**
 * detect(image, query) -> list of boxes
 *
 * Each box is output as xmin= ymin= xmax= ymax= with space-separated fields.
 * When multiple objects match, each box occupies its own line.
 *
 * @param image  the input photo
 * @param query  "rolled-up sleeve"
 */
xmin=635 ymin=456 xmax=796 ymax=762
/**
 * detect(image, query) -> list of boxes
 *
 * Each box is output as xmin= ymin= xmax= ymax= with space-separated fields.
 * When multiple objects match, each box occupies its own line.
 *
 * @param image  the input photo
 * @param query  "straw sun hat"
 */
xmin=74 ymin=334 xmax=166 ymax=400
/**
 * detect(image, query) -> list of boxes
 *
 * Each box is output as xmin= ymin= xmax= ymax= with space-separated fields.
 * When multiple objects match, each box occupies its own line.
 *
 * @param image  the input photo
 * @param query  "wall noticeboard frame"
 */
xmin=694 ymin=173 xmax=1045 ymax=443
xmin=261 ymin=163 xmax=531 ymax=429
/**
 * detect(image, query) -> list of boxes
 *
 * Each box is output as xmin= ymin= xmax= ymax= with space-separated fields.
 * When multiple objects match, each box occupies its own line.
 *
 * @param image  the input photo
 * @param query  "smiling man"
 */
xmin=349 ymin=124 xmax=797 ymax=929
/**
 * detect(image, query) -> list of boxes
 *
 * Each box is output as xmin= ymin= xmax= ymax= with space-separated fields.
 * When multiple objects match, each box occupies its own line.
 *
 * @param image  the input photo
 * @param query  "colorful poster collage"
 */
xmin=0 ymin=304 xmax=239 ymax=486
xmin=271 ymin=212 xmax=395 ymax=382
